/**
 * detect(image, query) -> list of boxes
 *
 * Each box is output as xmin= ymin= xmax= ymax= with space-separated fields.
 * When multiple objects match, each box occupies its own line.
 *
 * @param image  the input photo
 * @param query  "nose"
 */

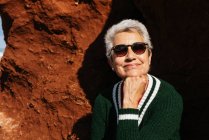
xmin=125 ymin=47 xmax=136 ymax=60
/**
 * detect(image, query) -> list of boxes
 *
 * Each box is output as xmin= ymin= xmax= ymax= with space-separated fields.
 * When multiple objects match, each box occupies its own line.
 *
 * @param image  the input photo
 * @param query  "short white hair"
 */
xmin=104 ymin=19 xmax=153 ymax=58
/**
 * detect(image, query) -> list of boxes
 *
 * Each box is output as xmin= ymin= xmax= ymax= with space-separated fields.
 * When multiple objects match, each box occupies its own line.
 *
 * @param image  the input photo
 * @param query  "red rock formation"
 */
xmin=0 ymin=0 xmax=112 ymax=139
xmin=0 ymin=0 xmax=146 ymax=138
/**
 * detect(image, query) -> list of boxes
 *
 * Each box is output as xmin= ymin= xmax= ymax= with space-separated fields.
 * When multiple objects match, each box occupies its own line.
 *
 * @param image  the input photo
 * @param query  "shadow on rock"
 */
xmin=70 ymin=114 xmax=92 ymax=140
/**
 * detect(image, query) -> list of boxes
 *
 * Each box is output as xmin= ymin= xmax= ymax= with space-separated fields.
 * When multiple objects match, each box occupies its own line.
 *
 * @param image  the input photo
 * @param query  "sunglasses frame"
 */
xmin=110 ymin=42 xmax=148 ymax=57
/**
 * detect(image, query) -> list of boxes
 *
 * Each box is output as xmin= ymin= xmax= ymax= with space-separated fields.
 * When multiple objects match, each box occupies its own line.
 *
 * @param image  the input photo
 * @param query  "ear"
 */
xmin=107 ymin=57 xmax=114 ymax=71
xmin=148 ymin=50 xmax=152 ymax=65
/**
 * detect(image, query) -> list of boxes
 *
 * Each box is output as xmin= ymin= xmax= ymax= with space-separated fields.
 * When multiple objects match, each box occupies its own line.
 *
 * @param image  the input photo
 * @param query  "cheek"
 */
xmin=112 ymin=57 xmax=124 ymax=67
xmin=144 ymin=56 xmax=151 ymax=67
xmin=137 ymin=55 xmax=151 ymax=71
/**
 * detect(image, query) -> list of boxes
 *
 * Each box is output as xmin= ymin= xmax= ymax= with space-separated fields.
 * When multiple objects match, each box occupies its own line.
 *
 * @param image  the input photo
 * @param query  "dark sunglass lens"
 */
xmin=132 ymin=43 xmax=146 ymax=54
xmin=113 ymin=45 xmax=128 ymax=56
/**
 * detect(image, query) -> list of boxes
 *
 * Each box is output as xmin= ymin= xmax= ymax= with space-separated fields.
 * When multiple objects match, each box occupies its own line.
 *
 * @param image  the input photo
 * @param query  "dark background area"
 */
xmin=135 ymin=1 xmax=209 ymax=139
xmin=78 ymin=0 xmax=209 ymax=139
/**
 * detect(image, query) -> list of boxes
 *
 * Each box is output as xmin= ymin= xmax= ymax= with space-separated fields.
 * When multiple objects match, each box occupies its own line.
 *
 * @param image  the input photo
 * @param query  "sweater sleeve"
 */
xmin=116 ymin=89 xmax=183 ymax=140
xmin=91 ymin=95 xmax=107 ymax=140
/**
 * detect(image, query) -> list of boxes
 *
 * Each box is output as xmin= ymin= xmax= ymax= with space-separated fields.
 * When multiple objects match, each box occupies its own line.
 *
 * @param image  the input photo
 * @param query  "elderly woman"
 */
xmin=91 ymin=19 xmax=183 ymax=140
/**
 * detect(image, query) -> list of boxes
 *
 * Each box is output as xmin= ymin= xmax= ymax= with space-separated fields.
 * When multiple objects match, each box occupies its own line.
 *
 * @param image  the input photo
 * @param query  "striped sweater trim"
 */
xmin=112 ymin=74 xmax=161 ymax=126
xmin=138 ymin=76 xmax=161 ymax=125
xmin=119 ymin=114 xmax=138 ymax=120
xmin=112 ymin=81 xmax=120 ymax=123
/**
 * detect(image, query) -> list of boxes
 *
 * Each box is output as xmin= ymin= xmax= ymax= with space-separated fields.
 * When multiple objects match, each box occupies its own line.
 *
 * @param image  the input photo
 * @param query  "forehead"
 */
xmin=113 ymin=30 xmax=144 ymax=45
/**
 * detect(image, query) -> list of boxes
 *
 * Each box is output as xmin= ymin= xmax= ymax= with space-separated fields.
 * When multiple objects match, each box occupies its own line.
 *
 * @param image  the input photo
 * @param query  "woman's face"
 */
xmin=109 ymin=31 xmax=152 ymax=79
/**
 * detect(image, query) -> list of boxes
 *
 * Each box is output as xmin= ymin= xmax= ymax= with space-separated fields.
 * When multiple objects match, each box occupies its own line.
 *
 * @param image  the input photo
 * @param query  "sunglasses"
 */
xmin=110 ymin=42 xmax=148 ymax=57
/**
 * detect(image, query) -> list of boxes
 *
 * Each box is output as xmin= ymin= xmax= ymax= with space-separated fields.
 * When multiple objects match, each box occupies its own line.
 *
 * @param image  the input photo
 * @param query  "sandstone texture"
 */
xmin=0 ymin=0 xmax=142 ymax=139
xmin=0 ymin=0 xmax=209 ymax=140
xmin=0 ymin=0 xmax=111 ymax=139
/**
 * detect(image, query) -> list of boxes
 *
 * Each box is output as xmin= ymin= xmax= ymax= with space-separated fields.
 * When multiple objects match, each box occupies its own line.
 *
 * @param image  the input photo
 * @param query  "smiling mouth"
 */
xmin=124 ymin=64 xmax=139 ymax=69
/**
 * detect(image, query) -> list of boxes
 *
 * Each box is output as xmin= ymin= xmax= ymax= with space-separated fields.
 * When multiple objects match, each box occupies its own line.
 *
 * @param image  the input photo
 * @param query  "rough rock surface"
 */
xmin=0 ymin=0 xmax=144 ymax=139
xmin=0 ymin=0 xmax=209 ymax=140
xmin=0 ymin=0 xmax=111 ymax=139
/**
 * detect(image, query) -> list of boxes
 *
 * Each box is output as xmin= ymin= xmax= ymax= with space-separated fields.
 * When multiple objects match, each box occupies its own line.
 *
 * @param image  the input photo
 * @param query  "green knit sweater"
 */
xmin=91 ymin=75 xmax=183 ymax=140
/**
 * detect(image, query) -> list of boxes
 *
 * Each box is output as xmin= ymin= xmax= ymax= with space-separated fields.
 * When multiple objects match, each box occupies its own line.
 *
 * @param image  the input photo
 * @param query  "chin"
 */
xmin=116 ymin=69 xmax=149 ymax=78
xmin=126 ymin=74 xmax=141 ymax=77
xmin=126 ymin=71 xmax=148 ymax=77
xmin=120 ymin=72 xmax=142 ymax=78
